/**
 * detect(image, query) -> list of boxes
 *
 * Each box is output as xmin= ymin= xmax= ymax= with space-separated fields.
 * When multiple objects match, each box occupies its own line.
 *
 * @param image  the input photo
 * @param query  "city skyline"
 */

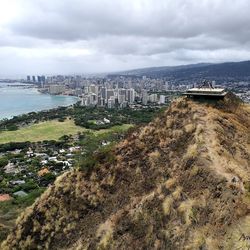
xmin=1 ymin=0 xmax=250 ymax=76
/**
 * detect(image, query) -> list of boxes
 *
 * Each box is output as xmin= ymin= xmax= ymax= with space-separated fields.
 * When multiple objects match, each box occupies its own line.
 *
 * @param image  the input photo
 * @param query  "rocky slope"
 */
xmin=2 ymin=95 xmax=250 ymax=250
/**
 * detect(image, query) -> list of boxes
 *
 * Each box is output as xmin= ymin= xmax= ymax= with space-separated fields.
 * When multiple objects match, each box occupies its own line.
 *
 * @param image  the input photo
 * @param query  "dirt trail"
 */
xmin=198 ymin=104 xmax=249 ymax=194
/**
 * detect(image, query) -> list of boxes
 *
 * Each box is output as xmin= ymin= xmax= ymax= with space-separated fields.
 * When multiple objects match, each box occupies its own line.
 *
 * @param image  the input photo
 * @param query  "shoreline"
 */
xmin=0 ymin=85 xmax=80 ymax=121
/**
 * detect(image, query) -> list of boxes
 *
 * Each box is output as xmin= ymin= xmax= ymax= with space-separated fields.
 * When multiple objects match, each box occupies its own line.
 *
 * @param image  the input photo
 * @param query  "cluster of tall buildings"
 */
xmin=141 ymin=91 xmax=166 ymax=105
xmin=25 ymin=74 xmax=170 ymax=108
xmin=81 ymin=85 xmax=135 ymax=108
xmin=81 ymin=84 xmax=167 ymax=108
xmin=27 ymin=75 xmax=46 ymax=85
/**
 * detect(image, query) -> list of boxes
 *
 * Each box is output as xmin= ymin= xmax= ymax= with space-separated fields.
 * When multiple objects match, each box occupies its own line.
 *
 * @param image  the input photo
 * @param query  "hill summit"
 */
xmin=2 ymin=95 xmax=250 ymax=250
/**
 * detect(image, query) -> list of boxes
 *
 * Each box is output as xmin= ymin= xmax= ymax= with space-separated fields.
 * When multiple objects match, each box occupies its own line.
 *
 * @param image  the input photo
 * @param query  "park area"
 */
xmin=0 ymin=119 xmax=132 ymax=144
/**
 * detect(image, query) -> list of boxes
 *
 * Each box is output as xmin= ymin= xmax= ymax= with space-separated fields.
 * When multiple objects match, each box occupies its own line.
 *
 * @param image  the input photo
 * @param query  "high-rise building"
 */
xmin=32 ymin=76 xmax=36 ymax=82
xmin=107 ymin=89 xmax=115 ymax=100
xmin=98 ymin=97 xmax=105 ymax=107
xmin=117 ymin=89 xmax=126 ymax=104
xmin=81 ymin=96 xmax=89 ymax=106
xmin=27 ymin=76 xmax=31 ymax=82
xmin=107 ymin=97 xmax=115 ymax=109
xmin=120 ymin=101 xmax=128 ymax=108
xmin=142 ymin=90 xmax=148 ymax=105
xmin=149 ymin=93 xmax=158 ymax=103
xmin=118 ymin=94 xmax=126 ymax=104
xmin=165 ymin=82 xmax=169 ymax=91
xmin=159 ymin=95 xmax=165 ymax=104
xmin=88 ymin=84 xmax=98 ymax=95
xmin=37 ymin=76 xmax=42 ymax=84
xmin=100 ymin=87 xmax=107 ymax=100
xmin=41 ymin=75 xmax=46 ymax=84
xmin=127 ymin=89 xmax=135 ymax=104
xmin=89 ymin=93 xmax=97 ymax=106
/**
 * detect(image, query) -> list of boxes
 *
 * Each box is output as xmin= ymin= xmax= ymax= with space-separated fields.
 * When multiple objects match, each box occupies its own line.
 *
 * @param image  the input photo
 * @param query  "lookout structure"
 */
xmin=183 ymin=80 xmax=227 ymax=99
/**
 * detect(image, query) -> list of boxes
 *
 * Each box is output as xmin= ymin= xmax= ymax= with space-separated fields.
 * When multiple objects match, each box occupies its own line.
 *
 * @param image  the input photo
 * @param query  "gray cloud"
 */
xmin=10 ymin=0 xmax=250 ymax=40
xmin=0 ymin=0 xmax=250 ymax=75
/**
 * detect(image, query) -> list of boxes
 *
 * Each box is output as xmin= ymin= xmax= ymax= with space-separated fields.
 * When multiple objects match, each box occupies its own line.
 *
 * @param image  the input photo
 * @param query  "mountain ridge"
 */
xmin=110 ymin=60 xmax=250 ymax=81
xmin=2 ymin=95 xmax=250 ymax=250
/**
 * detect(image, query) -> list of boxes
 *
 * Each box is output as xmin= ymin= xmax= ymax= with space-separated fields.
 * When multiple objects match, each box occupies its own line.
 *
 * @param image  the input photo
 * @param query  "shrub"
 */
xmin=58 ymin=117 xmax=66 ymax=122
xmin=79 ymin=144 xmax=116 ymax=173
xmin=0 ymin=157 xmax=8 ymax=168
xmin=7 ymin=124 xmax=18 ymax=131
xmin=79 ymin=155 xmax=98 ymax=172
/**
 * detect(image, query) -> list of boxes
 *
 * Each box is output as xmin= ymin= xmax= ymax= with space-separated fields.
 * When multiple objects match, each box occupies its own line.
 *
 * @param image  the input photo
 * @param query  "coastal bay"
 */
xmin=0 ymin=83 xmax=78 ymax=120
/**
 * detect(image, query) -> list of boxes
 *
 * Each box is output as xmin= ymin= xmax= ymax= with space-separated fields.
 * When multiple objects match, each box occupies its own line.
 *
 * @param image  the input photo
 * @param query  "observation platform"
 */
xmin=183 ymin=81 xmax=227 ymax=99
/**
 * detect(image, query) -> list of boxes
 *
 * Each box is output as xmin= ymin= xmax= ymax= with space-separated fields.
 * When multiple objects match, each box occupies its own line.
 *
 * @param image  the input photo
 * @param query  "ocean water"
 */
xmin=0 ymin=83 xmax=79 ymax=120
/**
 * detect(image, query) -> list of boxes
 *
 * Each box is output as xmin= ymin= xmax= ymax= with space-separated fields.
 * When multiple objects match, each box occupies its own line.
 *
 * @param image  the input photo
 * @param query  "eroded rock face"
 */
xmin=2 ymin=96 xmax=250 ymax=250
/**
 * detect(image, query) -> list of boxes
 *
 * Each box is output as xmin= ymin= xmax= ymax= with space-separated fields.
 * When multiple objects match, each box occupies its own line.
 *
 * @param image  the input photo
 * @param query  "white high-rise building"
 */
xmin=165 ymin=82 xmax=169 ymax=91
xmin=118 ymin=94 xmax=126 ymax=104
xmin=159 ymin=95 xmax=165 ymax=104
xmin=149 ymin=94 xmax=158 ymax=103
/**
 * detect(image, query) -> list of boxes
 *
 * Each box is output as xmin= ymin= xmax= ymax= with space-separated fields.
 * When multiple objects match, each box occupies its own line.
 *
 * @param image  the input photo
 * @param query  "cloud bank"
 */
xmin=0 ymin=0 xmax=250 ymax=76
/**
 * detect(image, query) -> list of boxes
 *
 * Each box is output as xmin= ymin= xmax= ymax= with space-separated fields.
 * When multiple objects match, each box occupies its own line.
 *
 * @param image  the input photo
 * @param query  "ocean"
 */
xmin=0 ymin=83 xmax=79 ymax=120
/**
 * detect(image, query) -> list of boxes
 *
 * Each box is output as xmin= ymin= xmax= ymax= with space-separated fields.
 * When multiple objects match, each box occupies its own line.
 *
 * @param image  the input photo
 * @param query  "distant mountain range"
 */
xmin=110 ymin=60 xmax=250 ymax=82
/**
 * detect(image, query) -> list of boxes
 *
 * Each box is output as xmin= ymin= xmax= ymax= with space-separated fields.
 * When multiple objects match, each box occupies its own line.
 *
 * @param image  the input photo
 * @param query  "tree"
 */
xmin=0 ymin=157 xmax=8 ymax=168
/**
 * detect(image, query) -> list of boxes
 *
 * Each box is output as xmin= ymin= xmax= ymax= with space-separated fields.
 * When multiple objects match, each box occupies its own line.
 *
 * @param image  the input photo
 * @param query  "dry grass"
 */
xmin=2 ymin=98 xmax=250 ymax=250
xmin=162 ymin=196 xmax=174 ymax=216
xmin=148 ymin=150 xmax=161 ymax=167
xmin=97 ymin=220 xmax=114 ymax=250
xmin=172 ymin=186 xmax=183 ymax=200
xmin=165 ymin=178 xmax=176 ymax=189
xmin=166 ymin=118 xmax=174 ymax=128
xmin=177 ymin=199 xmax=195 ymax=225
xmin=224 ymin=215 xmax=250 ymax=250
xmin=185 ymin=124 xmax=196 ymax=133
xmin=184 ymin=144 xmax=198 ymax=160
xmin=190 ymin=165 xmax=199 ymax=177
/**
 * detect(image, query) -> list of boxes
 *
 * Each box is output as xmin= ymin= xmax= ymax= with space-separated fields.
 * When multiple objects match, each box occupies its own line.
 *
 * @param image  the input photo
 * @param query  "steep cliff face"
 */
xmin=2 ymin=96 xmax=250 ymax=250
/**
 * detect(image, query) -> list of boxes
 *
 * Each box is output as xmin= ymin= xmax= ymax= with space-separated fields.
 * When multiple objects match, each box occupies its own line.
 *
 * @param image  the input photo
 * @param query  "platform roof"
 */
xmin=186 ymin=88 xmax=225 ymax=93
xmin=183 ymin=87 xmax=227 ymax=97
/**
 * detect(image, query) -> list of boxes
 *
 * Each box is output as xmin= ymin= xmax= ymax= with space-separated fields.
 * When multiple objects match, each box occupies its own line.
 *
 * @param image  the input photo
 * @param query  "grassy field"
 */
xmin=0 ymin=119 xmax=86 ymax=144
xmin=0 ymin=120 xmax=133 ymax=144
xmin=96 ymin=124 xmax=133 ymax=134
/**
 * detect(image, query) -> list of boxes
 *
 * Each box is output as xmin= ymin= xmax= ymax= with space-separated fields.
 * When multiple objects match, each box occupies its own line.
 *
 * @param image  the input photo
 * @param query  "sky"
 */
xmin=0 ymin=0 xmax=250 ymax=76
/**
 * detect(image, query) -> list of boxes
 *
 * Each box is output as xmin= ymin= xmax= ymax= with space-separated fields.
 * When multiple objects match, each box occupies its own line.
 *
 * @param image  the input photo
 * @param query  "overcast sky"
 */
xmin=0 ymin=0 xmax=250 ymax=76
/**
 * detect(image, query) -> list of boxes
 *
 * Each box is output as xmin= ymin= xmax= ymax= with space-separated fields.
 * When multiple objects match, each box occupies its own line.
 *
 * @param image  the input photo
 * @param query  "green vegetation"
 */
xmin=0 ymin=188 xmax=45 ymax=242
xmin=0 ymin=119 xmax=86 ymax=144
xmin=96 ymin=124 xmax=132 ymax=134
xmin=78 ymin=142 xmax=116 ymax=173
xmin=0 ymin=120 xmax=132 ymax=144
xmin=0 ymin=104 xmax=164 ymax=132
xmin=0 ymin=157 xmax=8 ymax=168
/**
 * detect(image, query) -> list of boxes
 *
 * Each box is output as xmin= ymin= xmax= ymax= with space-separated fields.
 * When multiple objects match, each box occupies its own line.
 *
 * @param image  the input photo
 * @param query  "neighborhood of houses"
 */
xmin=0 ymin=144 xmax=83 ymax=202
